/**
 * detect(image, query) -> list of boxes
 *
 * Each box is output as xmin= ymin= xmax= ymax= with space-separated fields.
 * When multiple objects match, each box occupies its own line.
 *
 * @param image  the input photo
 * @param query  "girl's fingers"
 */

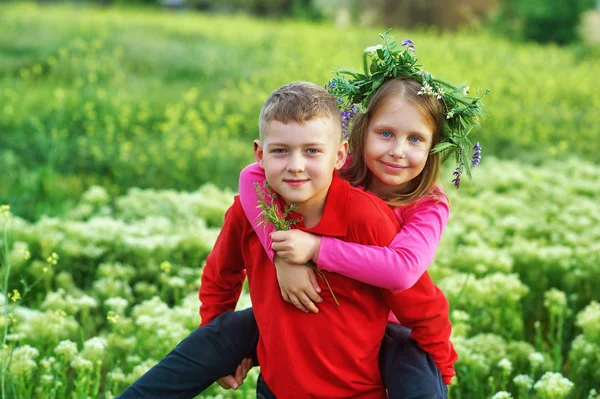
xmin=297 ymin=292 xmax=319 ymax=313
xmin=281 ymin=290 xmax=291 ymax=303
xmin=288 ymin=293 xmax=310 ymax=313
xmin=308 ymin=269 xmax=322 ymax=294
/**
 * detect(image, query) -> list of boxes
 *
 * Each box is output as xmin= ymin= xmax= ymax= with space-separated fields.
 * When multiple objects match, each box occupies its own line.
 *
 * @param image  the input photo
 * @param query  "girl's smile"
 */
xmin=364 ymin=96 xmax=433 ymax=197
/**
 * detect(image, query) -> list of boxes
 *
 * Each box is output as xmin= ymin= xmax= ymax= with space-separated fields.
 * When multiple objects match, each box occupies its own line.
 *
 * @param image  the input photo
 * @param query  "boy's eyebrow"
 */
xmin=267 ymin=141 xmax=329 ymax=147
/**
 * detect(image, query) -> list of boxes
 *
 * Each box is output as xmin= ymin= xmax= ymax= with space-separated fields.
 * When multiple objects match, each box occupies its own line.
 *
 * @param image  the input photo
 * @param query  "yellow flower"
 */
xmin=0 ymin=205 xmax=10 ymax=218
xmin=46 ymin=252 xmax=59 ymax=265
xmin=107 ymin=311 xmax=120 ymax=324
xmin=160 ymin=261 xmax=172 ymax=274
xmin=8 ymin=289 xmax=21 ymax=302
xmin=463 ymin=86 xmax=470 ymax=95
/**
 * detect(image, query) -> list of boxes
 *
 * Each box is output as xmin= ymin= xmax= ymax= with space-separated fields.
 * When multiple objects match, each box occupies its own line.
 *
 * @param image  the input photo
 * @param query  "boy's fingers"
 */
xmin=297 ymin=292 xmax=319 ymax=313
xmin=241 ymin=358 xmax=253 ymax=380
xmin=216 ymin=375 xmax=238 ymax=390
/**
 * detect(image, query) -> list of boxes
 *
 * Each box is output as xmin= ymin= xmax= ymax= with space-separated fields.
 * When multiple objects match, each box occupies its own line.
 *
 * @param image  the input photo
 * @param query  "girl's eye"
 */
xmin=380 ymin=130 xmax=393 ymax=138
xmin=409 ymin=136 xmax=422 ymax=143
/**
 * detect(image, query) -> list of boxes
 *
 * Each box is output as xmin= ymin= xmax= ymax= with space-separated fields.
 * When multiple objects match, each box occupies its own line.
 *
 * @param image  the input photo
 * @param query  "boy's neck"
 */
xmin=294 ymin=199 xmax=326 ymax=229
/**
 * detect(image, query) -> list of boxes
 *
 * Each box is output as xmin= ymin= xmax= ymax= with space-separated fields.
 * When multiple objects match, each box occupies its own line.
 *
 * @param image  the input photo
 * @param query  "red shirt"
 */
xmin=200 ymin=173 xmax=456 ymax=397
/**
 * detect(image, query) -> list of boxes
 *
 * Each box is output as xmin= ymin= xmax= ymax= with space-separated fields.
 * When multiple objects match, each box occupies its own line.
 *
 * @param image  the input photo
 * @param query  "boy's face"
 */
xmin=254 ymin=117 xmax=347 ymax=214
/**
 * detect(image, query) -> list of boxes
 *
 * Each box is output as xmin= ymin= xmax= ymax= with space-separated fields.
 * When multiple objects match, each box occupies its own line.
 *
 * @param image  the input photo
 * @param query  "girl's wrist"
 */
xmin=312 ymin=236 xmax=322 ymax=265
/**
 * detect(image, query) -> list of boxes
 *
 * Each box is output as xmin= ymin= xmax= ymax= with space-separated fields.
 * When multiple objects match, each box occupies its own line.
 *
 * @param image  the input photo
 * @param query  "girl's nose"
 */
xmin=389 ymin=142 xmax=407 ymax=159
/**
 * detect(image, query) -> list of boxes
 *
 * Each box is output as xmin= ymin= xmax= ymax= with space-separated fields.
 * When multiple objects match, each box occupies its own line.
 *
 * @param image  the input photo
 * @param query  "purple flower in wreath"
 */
xmin=401 ymin=39 xmax=416 ymax=54
xmin=452 ymin=165 xmax=463 ymax=189
xmin=472 ymin=142 xmax=481 ymax=167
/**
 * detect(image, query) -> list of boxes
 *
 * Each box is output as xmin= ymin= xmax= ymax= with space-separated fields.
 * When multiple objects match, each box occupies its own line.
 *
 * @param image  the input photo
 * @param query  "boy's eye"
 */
xmin=380 ymin=131 xmax=393 ymax=138
xmin=272 ymin=148 xmax=287 ymax=154
xmin=306 ymin=148 xmax=320 ymax=154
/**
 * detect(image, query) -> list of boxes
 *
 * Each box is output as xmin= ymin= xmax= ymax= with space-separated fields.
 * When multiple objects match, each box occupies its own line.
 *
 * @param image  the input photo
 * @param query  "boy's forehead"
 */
xmin=262 ymin=117 xmax=342 ymax=144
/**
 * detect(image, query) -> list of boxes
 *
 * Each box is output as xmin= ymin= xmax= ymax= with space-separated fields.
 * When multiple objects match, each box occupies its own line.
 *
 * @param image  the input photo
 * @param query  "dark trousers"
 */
xmin=117 ymin=308 xmax=446 ymax=399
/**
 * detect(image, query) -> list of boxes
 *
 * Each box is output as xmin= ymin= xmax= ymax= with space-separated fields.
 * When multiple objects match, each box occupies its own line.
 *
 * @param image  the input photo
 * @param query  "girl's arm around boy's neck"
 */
xmin=238 ymin=162 xmax=449 ymax=292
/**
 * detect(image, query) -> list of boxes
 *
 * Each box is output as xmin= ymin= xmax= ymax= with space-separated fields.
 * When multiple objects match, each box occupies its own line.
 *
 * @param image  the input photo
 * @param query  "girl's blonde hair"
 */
xmin=342 ymin=77 xmax=446 ymax=207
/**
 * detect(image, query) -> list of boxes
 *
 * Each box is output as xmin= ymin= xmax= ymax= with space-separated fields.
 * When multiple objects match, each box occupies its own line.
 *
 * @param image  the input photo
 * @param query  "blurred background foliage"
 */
xmin=0 ymin=0 xmax=599 ymax=222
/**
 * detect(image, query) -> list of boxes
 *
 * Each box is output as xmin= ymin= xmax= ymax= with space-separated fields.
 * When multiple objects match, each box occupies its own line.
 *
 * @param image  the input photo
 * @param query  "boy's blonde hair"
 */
xmin=342 ymin=77 xmax=446 ymax=207
xmin=259 ymin=82 xmax=342 ymax=140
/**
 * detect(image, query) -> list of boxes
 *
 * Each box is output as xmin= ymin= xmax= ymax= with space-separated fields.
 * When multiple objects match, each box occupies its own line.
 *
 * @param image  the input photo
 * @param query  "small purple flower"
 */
xmin=472 ymin=142 xmax=481 ymax=167
xmin=401 ymin=39 xmax=414 ymax=47
xmin=401 ymin=39 xmax=416 ymax=54
xmin=340 ymin=102 xmax=357 ymax=139
xmin=452 ymin=166 xmax=463 ymax=189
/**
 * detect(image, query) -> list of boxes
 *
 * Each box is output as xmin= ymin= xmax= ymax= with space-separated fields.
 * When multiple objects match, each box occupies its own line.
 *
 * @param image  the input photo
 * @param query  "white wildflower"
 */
xmin=491 ymin=391 xmax=513 ymax=399
xmin=364 ymin=44 xmax=383 ymax=57
xmin=71 ymin=355 xmax=94 ymax=372
xmin=167 ymin=276 xmax=185 ymax=288
xmin=82 ymin=336 xmax=107 ymax=362
xmin=54 ymin=340 xmax=78 ymax=362
xmin=105 ymin=297 xmax=129 ymax=314
xmin=513 ymin=374 xmax=534 ymax=390
xmin=497 ymin=358 xmax=513 ymax=374
xmin=534 ymin=372 xmax=574 ymax=398
xmin=528 ymin=351 xmax=545 ymax=369
xmin=544 ymin=288 xmax=567 ymax=316
xmin=9 ymin=345 xmax=39 ymax=377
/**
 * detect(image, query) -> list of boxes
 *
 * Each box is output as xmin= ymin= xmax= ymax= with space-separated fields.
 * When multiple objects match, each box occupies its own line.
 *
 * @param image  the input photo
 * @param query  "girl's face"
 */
xmin=364 ymin=96 xmax=433 ymax=197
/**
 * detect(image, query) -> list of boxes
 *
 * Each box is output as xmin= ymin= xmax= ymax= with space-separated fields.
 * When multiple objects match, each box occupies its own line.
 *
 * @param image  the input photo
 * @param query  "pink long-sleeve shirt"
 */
xmin=238 ymin=162 xmax=449 ymax=293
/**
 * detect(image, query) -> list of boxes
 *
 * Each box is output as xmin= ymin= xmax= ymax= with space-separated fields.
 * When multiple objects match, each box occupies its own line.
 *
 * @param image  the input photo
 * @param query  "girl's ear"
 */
xmin=254 ymin=140 xmax=265 ymax=168
xmin=334 ymin=140 xmax=349 ymax=171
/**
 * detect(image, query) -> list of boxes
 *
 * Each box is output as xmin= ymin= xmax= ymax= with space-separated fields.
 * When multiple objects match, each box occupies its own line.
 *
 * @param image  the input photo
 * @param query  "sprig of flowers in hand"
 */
xmin=255 ymin=181 xmax=339 ymax=306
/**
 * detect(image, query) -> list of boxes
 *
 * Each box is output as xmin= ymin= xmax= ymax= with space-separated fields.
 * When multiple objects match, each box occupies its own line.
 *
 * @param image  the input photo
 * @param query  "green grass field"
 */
xmin=1 ymin=2 xmax=599 ymax=398
xmin=1 ymin=2 xmax=599 ymax=220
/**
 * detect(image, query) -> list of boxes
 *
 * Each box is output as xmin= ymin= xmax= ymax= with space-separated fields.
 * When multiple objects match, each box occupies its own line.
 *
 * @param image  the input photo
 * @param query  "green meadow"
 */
xmin=0 ymin=3 xmax=599 ymax=398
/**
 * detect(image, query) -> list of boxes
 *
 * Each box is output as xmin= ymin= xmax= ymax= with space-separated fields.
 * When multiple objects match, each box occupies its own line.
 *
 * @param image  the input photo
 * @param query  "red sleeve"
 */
xmin=382 ymin=272 xmax=458 ymax=384
xmin=199 ymin=197 xmax=247 ymax=327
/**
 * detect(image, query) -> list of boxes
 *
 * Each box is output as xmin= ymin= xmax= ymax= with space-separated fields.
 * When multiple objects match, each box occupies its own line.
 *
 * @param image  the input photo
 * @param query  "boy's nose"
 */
xmin=286 ymin=154 xmax=305 ymax=173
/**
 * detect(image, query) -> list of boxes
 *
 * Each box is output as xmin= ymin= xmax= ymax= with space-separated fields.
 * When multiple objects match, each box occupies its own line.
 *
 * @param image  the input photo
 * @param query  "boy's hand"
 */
xmin=274 ymin=256 xmax=323 ymax=313
xmin=271 ymin=230 xmax=321 ymax=265
xmin=216 ymin=358 xmax=253 ymax=390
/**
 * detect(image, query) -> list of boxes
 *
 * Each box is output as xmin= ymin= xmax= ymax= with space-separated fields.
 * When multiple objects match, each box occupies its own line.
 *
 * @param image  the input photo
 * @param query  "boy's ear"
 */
xmin=334 ymin=140 xmax=349 ymax=171
xmin=254 ymin=140 xmax=265 ymax=168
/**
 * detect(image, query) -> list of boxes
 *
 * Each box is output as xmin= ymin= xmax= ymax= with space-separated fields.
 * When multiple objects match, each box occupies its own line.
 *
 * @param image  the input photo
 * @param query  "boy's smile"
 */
xmin=254 ymin=117 xmax=347 ymax=222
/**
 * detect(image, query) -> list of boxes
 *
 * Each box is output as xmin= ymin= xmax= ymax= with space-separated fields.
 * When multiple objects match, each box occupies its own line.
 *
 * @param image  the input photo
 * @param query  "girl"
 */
xmin=118 ymin=31 xmax=486 ymax=399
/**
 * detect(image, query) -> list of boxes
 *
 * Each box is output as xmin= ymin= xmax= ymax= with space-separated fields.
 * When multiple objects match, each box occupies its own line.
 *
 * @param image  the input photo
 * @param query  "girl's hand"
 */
xmin=271 ymin=230 xmax=322 ymax=265
xmin=274 ymin=255 xmax=323 ymax=313
xmin=216 ymin=358 xmax=253 ymax=390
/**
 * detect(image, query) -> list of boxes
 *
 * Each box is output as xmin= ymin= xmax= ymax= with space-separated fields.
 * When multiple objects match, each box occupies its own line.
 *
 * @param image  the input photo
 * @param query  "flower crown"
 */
xmin=326 ymin=29 xmax=490 ymax=188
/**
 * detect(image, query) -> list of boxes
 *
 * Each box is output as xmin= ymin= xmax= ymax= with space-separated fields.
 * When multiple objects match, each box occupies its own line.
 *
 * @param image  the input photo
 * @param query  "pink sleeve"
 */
xmin=317 ymin=195 xmax=449 ymax=293
xmin=238 ymin=162 xmax=275 ymax=261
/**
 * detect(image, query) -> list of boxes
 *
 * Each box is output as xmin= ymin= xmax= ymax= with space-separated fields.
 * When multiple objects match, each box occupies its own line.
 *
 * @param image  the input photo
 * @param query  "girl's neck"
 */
xmin=366 ymin=177 xmax=411 ymax=199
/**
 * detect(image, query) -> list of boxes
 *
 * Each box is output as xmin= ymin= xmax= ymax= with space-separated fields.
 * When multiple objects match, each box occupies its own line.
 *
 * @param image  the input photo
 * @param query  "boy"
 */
xmin=199 ymin=82 xmax=454 ymax=398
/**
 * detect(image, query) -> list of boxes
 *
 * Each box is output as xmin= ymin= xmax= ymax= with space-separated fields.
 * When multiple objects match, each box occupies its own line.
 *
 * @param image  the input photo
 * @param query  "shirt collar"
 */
xmin=289 ymin=173 xmax=349 ymax=237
